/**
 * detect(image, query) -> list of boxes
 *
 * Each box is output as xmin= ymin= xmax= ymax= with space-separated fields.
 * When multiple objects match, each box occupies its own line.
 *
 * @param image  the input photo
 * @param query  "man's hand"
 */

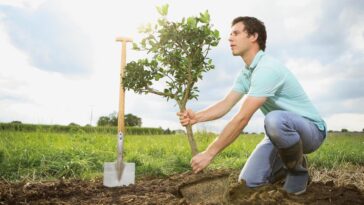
xmin=190 ymin=151 xmax=214 ymax=173
xmin=177 ymin=109 xmax=197 ymax=126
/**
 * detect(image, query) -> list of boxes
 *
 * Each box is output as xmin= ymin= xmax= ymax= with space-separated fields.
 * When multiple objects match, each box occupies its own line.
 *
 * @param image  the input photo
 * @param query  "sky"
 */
xmin=0 ymin=0 xmax=363 ymax=133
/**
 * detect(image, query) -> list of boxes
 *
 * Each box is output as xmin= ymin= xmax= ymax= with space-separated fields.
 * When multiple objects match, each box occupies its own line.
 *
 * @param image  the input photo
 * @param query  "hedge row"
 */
xmin=0 ymin=123 xmax=170 ymax=135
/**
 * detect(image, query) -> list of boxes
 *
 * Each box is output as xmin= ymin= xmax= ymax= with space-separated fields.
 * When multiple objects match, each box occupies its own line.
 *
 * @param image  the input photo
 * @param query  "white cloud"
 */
xmin=326 ymin=113 xmax=364 ymax=131
xmin=0 ymin=0 xmax=46 ymax=10
xmin=284 ymin=58 xmax=333 ymax=101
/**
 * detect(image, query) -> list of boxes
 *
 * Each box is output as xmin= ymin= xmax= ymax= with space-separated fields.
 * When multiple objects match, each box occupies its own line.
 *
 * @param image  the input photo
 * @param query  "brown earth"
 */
xmin=1 ymin=167 xmax=363 ymax=205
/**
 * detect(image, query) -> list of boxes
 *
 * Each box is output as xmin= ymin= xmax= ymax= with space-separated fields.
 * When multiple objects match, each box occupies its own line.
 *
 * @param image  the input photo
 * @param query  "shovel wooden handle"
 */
xmin=116 ymin=37 xmax=133 ymax=133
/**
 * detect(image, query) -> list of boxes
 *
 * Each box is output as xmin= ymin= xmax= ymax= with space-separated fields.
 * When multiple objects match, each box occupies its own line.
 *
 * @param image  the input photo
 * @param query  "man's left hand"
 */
xmin=190 ymin=151 xmax=214 ymax=173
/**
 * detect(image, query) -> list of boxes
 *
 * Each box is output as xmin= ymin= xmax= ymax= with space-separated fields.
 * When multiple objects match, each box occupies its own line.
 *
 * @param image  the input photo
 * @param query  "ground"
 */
xmin=1 ymin=166 xmax=363 ymax=205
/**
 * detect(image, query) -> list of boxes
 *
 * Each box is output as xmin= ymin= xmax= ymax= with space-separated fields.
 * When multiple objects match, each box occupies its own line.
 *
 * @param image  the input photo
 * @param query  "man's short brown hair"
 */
xmin=232 ymin=17 xmax=267 ymax=51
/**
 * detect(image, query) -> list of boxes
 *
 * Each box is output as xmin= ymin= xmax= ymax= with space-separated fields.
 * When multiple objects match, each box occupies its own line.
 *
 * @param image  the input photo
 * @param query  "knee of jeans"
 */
xmin=264 ymin=111 xmax=286 ymax=143
xmin=238 ymin=171 xmax=266 ymax=188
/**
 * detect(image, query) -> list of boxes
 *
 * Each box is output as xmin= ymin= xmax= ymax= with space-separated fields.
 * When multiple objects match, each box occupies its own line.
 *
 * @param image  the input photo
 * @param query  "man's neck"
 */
xmin=241 ymin=47 xmax=260 ymax=67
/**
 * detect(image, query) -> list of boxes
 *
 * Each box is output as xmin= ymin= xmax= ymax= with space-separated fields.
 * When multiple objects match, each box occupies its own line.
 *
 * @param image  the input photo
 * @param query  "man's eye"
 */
xmin=230 ymin=31 xmax=240 ymax=36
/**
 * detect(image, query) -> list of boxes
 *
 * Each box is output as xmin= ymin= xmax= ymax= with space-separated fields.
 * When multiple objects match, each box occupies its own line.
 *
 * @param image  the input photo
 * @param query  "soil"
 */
xmin=1 ymin=168 xmax=363 ymax=205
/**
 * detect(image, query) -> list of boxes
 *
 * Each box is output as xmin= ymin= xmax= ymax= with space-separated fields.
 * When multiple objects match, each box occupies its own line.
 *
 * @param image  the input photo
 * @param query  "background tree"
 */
xmin=125 ymin=114 xmax=142 ymax=127
xmin=97 ymin=116 xmax=110 ymax=126
xmin=97 ymin=112 xmax=142 ymax=127
xmin=108 ymin=112 xmax=118 ymax=126
xmin=341 ymin=128 xmax=348 ymax=133
xmin=68 ymin=122 xmax=80 ymax=126
xmin=124 ymin=5 xmax=220 ymax=156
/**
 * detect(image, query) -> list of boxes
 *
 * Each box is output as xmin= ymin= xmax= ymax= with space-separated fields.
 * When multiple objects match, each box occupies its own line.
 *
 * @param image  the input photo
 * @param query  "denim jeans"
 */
xmin=239 ymin=110 xmax=326 ymax=187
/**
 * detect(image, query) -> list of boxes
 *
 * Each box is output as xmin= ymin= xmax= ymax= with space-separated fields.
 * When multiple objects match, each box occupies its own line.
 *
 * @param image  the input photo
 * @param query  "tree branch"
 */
xmin=180 ymin=60 xmax=193 ymax=106
xmin=143 ymin=87 xmax=176 ymax=99
xmin=203 ymin=44 xmax=211 ymax=60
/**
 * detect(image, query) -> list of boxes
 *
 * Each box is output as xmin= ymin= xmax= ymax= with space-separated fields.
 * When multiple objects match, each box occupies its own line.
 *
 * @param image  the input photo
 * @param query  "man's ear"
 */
xmin=250 ymin=32 xmax=258 ymax=42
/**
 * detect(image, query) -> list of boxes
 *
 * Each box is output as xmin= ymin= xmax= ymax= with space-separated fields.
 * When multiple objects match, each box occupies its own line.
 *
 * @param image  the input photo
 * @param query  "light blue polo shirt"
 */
xmin=232 ymin=50 xmax=326 ymax=131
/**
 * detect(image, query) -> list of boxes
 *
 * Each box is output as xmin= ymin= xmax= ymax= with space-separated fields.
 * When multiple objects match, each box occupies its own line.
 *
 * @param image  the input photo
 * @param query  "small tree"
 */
xmin=68 ymin=122 xmax=80 ymax=126
xmin=341 ymin=128 xmax=348 ymax=133
xmin=97 ymin=116 xmax=111 ymax=126
xmin=125 ymin=113 xmax=142 ymax=127
xmin=124 ymin=5 xmax=220 ymax=156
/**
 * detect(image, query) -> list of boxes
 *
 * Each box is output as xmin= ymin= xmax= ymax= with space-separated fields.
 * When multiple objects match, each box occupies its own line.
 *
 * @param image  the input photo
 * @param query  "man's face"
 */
xmin=228 ymin=22 xmax=252 ymax=56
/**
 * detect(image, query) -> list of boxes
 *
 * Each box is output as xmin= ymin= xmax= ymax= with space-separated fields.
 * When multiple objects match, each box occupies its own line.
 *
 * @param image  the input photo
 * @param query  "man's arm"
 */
xmin=178 ymin=91 xmax=243 ymax=126
xmin=190 ymin=96 xmax=267 ymax=173
xmin=195 ymin=90 xmax=243 ymax=122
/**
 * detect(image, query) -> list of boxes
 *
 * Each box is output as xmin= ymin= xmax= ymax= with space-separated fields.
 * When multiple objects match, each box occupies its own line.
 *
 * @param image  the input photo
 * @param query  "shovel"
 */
xmin=103 ymin=37 xmax=135 ymax=187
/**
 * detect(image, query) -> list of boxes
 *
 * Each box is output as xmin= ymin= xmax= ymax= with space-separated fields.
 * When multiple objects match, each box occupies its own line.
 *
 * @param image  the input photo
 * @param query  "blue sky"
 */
xmin=0 ymin=0 xmax=363 ymax=132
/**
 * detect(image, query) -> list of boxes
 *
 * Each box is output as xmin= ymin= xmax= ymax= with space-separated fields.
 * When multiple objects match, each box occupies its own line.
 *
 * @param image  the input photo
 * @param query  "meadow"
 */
xmin=0 ymin=130 xmax=363 ymax=182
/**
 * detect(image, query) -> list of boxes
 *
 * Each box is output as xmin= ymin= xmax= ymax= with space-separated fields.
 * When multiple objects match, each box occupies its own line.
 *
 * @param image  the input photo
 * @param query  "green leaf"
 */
xmin=187 ymin=17 xmax=197 ymax=28
xmin=132 ymin=43 xmax=140 ymax=51
xmin=157 ymin=4 xmax=169 ymax=16
xmin=213 ymin=30 xmax=220 ymax=38
xmin=158 ymin=18 xmax=167 ymax=26
xmin=155 ymin=73 xmax=163 ymax=81
xmin=200 ymin=10 xmax=210 ymax=23
xmin=140 ymin=39 xmax=146 ymax=48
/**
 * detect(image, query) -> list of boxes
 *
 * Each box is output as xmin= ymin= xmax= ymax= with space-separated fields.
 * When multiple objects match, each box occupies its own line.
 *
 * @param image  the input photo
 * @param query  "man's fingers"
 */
xmin=178 ymin=111 xmax=191 ymax=126
xmin=192 ymin=164 xmax=202 ymax=174
xmin=177 ymin=111 xmax=190 ymax=119
xmin=180 ymin=120 xmax=190 ymax=125
xmin=179 ymin=115 xmax=189 ymax=120
xmin=187 ymin=109 xmax=194 ymax=117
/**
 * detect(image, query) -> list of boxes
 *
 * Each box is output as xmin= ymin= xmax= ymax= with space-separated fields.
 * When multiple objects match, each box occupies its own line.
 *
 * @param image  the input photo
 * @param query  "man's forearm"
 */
xmin=205 ymin=117 xmax=249 ymax=157
xmin=195 ymin=100 xmax=232 ymax=123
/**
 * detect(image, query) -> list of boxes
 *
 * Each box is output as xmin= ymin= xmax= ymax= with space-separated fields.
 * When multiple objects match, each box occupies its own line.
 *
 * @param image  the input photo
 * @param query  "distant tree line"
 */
xmin=0 ymin=123 xmax=169 ymax=135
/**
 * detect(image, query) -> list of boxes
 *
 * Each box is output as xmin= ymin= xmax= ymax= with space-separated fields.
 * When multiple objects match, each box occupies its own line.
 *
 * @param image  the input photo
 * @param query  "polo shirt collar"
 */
xmin=245 ymin=50 xmax=265 ymax=70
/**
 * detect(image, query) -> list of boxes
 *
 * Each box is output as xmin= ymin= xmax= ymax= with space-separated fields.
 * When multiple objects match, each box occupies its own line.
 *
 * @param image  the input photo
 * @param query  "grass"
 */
xmin=0 ymin=131 xmax=363 ymax=181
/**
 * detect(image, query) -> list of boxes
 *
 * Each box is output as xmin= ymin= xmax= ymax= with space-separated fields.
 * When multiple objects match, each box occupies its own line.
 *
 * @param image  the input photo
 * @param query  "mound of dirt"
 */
xmin=1 ymin=169 xmax=363 ymax=205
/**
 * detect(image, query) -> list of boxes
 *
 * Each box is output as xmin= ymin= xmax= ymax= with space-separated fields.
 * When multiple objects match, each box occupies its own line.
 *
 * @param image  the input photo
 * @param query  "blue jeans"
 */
xmin=239 ymin=110 xmax=326 ymax=187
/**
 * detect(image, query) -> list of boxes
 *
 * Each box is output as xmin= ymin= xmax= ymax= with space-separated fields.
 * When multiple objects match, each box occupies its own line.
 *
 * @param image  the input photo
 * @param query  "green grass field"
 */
xmin=0 ymin=131 xmax=363 ymax=181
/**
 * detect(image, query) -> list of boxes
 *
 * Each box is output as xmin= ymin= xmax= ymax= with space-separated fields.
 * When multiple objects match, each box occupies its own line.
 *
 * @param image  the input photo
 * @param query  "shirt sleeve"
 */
xmin=231 ymin=71 xmax=247 ymax=94
xmin=248 ymin=67 xmax=285 ymax=97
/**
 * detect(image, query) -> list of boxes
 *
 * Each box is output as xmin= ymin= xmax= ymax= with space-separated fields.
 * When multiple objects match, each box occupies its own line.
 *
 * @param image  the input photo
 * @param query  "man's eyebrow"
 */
xmin=230 ymin=30 xmax=242 ymax=34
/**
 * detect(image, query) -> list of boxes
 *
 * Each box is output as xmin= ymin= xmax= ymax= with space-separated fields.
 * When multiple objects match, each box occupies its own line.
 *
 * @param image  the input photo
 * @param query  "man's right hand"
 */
xmin=177 ymin=109 xmax=197 ymax=126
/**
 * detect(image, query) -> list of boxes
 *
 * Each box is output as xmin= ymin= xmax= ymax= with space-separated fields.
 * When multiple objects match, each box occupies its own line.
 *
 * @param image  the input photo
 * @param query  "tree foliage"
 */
xmin=124 ymin=5 xmax=219 ymax=104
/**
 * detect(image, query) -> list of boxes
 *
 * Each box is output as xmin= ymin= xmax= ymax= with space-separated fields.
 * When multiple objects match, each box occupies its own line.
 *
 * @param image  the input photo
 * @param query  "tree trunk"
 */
xmin=178 ymin=103 xmax=199 ymax=156
xmin=186 ymin=124 xmax=198 ymax=156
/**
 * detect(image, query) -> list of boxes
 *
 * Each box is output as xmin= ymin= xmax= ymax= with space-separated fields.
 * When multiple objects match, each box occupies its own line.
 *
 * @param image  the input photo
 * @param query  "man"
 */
xmin=177 ymin=16 xmax=326 ymax=195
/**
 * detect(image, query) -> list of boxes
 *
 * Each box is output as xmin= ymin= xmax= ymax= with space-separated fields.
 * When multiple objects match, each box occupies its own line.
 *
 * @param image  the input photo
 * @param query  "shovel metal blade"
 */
xmin=103 ymin=162 xmax=135 ymax=187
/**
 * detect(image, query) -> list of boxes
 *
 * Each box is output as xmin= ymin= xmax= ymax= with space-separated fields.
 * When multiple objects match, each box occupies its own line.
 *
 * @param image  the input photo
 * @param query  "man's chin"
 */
xmin=232 ymin=52 xmax=240 ymax=56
